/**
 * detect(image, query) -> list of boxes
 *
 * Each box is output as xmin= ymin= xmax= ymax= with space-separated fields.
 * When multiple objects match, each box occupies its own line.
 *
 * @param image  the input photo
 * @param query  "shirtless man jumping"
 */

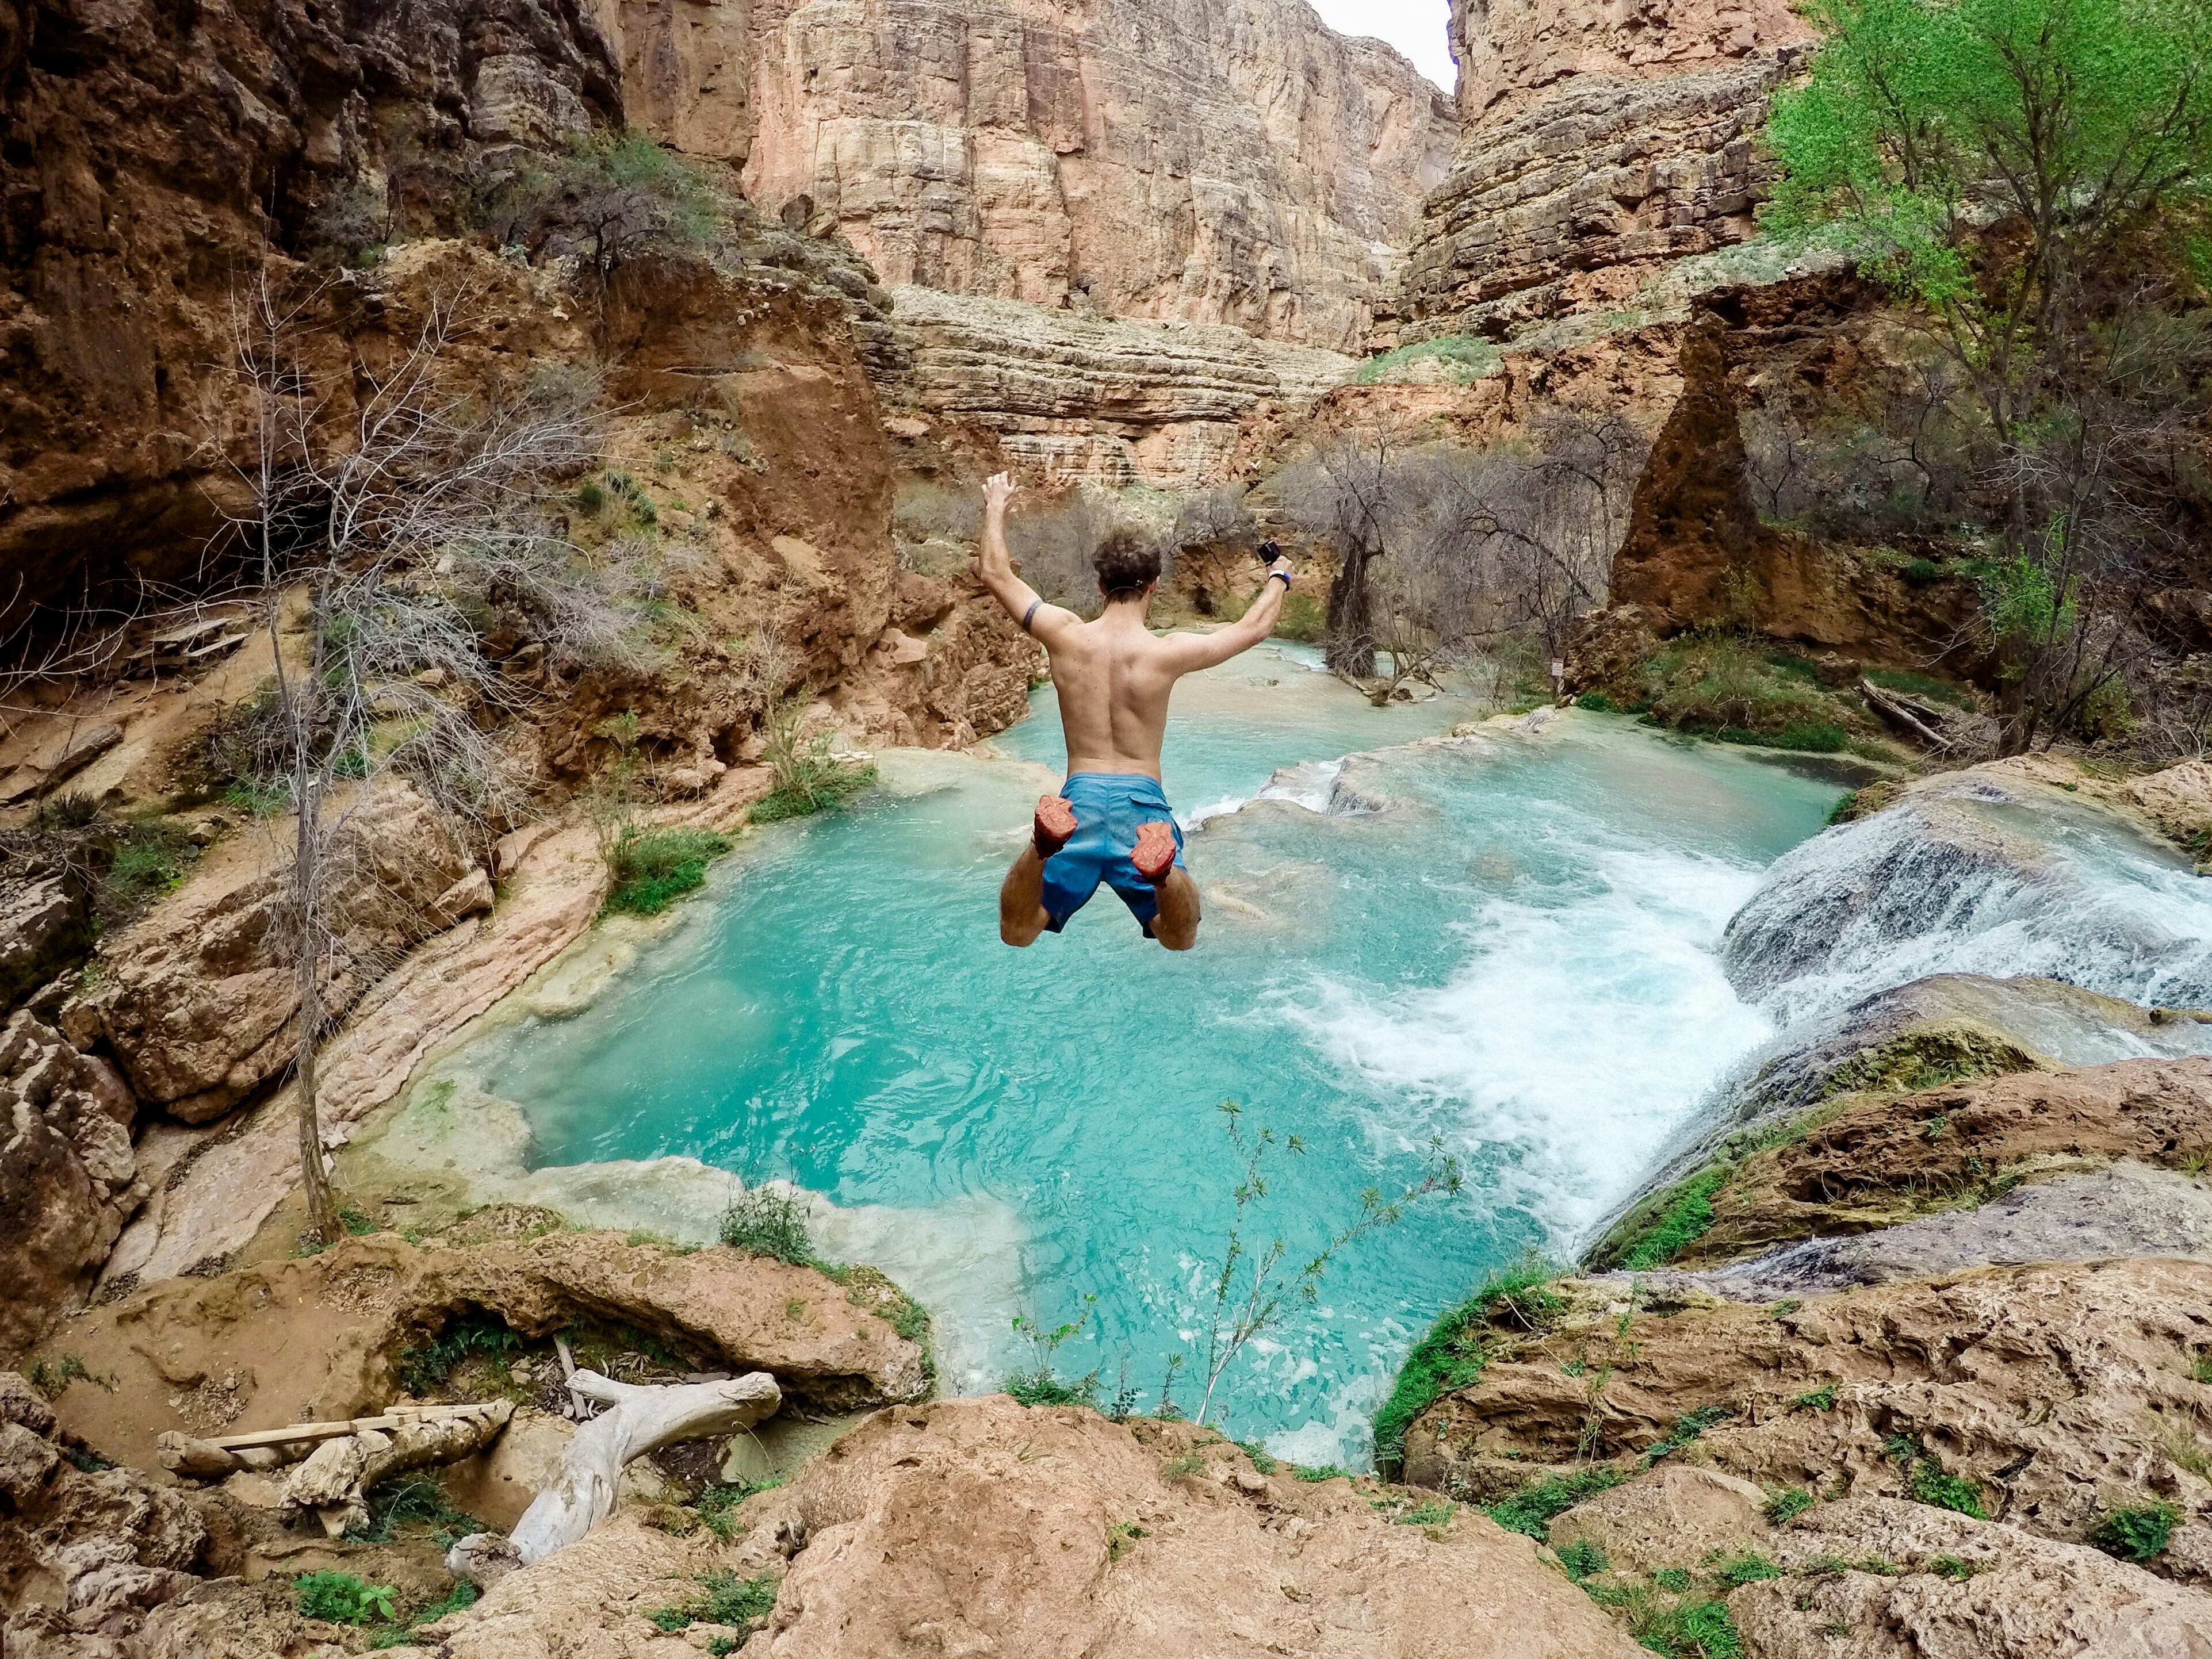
xmin=973 ymin=472 xmax=1294 ymax=951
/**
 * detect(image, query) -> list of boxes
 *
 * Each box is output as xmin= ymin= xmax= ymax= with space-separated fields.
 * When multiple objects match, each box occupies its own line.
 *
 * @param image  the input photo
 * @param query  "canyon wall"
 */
xmin=1388 ymin=0 xmax=1816 ymax=343
xmin=742 ymin=0 xmax=1459 ymax=353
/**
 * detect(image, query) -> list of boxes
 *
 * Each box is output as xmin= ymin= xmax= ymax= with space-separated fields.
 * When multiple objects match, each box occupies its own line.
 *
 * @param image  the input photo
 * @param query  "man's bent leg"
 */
xmin=1002 ymin=795 xmax=1077 ymax=948
xmin=1132 ymin=821 xmax=1199 ymax=951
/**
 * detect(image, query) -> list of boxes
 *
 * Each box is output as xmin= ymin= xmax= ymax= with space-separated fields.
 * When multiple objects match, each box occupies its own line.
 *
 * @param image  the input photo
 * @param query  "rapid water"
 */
xmin=462 ymin=648 xmax=1847 ymax=1462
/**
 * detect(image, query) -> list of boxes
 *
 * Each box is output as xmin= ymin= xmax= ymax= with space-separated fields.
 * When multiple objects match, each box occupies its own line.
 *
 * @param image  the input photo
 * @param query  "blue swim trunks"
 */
xmin=1040 ymin=771 xmax=1188 ymax=936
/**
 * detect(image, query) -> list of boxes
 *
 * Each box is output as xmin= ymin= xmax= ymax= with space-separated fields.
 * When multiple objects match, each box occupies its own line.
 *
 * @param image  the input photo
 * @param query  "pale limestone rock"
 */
xmin=434 ymin=867 xmax=496 ymax=922
xmin=1548 ymin=1464 xmax=1771 ymax=1572
xmin=742 ymin=0 xmax=1458 ymax=354
xmin=1735 ymin=1496 xmax=2212 ymax=1657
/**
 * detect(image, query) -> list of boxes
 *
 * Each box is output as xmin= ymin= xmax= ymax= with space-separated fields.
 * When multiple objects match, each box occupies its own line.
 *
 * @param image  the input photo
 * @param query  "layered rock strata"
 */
xmin=1390 ymin=0 xmax=1817 ymax=342
xmin=885 ymin=285 xmax=1354 ymax=484
xmin=743 ymin=0 xmax=1458 ymax=354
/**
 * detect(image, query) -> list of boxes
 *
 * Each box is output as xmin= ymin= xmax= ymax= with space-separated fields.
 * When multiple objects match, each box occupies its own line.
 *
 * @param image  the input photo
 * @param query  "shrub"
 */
xmin=368 ymin=1581 xmax=477 ymax=1647
xmin=1791 ymin=1386 xmax=1836 ymax=1412
xmin=1904 ymin=1457 xmax=1985 ymax=1519
xmin=483 ymin=129 xmax=730 ymax=282
xmin=603 ymin=825 xmax=732 ymax=917
xmin=294 ymin=1572 xmax=397 ymax=1626
xmin=1577 ymin=691 xmax=1617 ymax=712
xmin=753 ymin=700 xmax=877 ymax=825
xmin=1372 ymin=1251 xmax=1560 ymax=1471
xmin=1237 ymin=1441 xmax=1279 ymax=1474
xmin=1709 ymin=1550 xmax=1784 ymax=1587
xmin=1610 ymin=1168 xmax=1728 ymax=1271
xmin=1557 ymin=1537 xmax=1608 ymax=1580
xmin=2092 ymin=1500 xmax=2182 ymax=1562
xmin=1484 ymin=1467 xmax=1628 ymax=1538
xmin=1653 ymin=1566 xmax=1693 ymax=1593
xmin=719 ymin=1185 xmax=815 ymax=1266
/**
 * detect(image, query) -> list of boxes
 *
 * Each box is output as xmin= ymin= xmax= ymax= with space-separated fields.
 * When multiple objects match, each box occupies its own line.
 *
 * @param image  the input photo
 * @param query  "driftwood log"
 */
xmin=280 ymin=1400 xmax=515 ymax=1536
xmin=156 ymin=1402 xmax=506 ymax=1479
xmin=493 ymin=1369 xmax=779 ymax=1565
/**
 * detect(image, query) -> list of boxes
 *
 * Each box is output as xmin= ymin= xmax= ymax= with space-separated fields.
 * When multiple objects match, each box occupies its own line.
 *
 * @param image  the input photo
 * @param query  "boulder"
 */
xmin=1547 ymin=1464 xmax=1771 ymax=1573
xmin=1734 ymin=1496 xmax=2212 ymax=1657
xmin=1405 ymin=1259 xmax=2212 ymax=1558
xmin=1 ymin=1010 xmax=144 ymax=1362
xmin=70 ymin=784 xmax=477 ymax=1122
xmin=419 ymin=1396 xmax=1647 ymax=1658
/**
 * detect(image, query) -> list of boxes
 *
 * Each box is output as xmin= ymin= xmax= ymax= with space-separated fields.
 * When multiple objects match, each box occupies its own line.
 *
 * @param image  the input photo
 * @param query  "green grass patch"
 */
xmin=396 ymin=1316 xmax=519 ymax=1397
xmin=1903 ymin=1455 xmax=1985 ymax=1520
xmin=1371 ymin=1251 xmax=1561 ymax=1472
xmin=1557 ymin=1538 xmax=1609 ymax=1581
xmin=1004 ymin=1369 xmax=1098 ymax=1408
xmin=1632 ymin=1597 xmax=1744 ymax=1659
xmin=751 ymin=753 xmax=877 ymax=825
xmin=1484 ymin=1466 xmax=1628 ymax=1538
xmin=1643 ymin=1406 xmax=1733 ymax=1467
xmin=718 ymin=1183 xmax=816 ymax=1266
xmin=2093 ymin=1500 xmax=2182 ymax=1562
xmin=648 ymin=1571 xmax=778 ymax=1634
xmin=1765 ymin=1486 xmax=1816 ymax=1525
xmin=1236 ymin=1441 xmax=1278 ymax=1474
xmin=1652 ymin=1567 xmax=1692 ymax=1593
xmin=603 ymin=826 xmax=732 ymax=917
xmin=1610 ymin=1168 xmax=1728 ymax=1271
xmin=1396 ymin=1498 xmax=1456 ymax=1527
xmin=1354 ymin=334 xmax=1503 ymax=386
xmin=1708 ymin=1550 xmax=1784 ymax=1587
xmin=1293 ymin=1462 xmax=1350 ymax=1482
xmin=294 ymin=1572 xmax=397 ymax=1626
xmin=1927 ymin=1553 xmax=1984 ymax=1581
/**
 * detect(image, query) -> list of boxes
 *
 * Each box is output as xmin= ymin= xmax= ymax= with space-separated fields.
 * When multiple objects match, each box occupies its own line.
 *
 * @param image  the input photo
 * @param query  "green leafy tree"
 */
xmin=1764 ymin=0 xmax=2212 ymax=750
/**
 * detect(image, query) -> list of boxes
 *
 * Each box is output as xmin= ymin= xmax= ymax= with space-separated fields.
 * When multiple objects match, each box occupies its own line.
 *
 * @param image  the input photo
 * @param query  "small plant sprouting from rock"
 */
xmin=1631 ymin=1596 xmax=1745 ymax=1659
xmin=1707 ymin=1550 xmax=1784 ymax=1588
xmin=1190 ymin=1101 xmax=1461 ymax=1428
xmin=1927 ymin=1554 xmax=1985 ymax=1581
xmin=1886 ymin=1434 xmax=1987 ymax=1520
xmin=1652 ymin=1567 xmax=1692 ymax=1593
xmin=1790 ymin=1385 xmax=1836 ymax=1412
xmin=604 ymin=826 xmax=733 ymax=917
xmin=1160 ymin=1451 xmax=1208 ymax=1481
xmin=294 ymin=1571 xmax=398 ymax=1626
xmin=647 ymin=1571 xmax=779 ymax=1634
xmin=26 ymin=1354 xmax=114 ymax=1400
xmin=752 ymin=690 xmax=877 ymax=824
xmin=1764 ymin=1486 xmax=1816 ymax=1525
xmin=1003 ymin=1296 xmax=1103 ymax=1408
xmin=2092 ymin=1500 xmax=2183 ymax=1562
xmin=1107 ymin=1520 xmax=1150 ymax=1562
xmin=718 ymin=1183 xmax=816 ymax=1267
xmin=1484 ymin=1467 xmax=1627 ymax=1539
xmin=1557 ymin=1537 xmax=1608 ymax=1581
xmin=1643 ymin=1405 xmax=1733 ymax=1468
xmin=1235 ymin=1441 xmax=1278 ymax=1474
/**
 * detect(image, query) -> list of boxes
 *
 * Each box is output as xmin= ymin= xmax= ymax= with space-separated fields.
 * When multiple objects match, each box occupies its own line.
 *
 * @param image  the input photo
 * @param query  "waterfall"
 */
xmin=1723 ymin=774 xmax=2212 ymax=1024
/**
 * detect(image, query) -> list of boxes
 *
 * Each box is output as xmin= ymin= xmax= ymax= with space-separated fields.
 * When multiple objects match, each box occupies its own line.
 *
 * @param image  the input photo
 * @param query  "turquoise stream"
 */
xmin=477 ymin=647 xmax=1846 ymax=1463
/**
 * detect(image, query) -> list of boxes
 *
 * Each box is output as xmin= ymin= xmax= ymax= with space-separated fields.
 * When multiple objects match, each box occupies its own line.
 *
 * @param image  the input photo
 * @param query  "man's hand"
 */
xmin=983 ymin=471 xmax=1020 ymax=519
xmin=1266 ymin=555 xmax=1293 ymax=581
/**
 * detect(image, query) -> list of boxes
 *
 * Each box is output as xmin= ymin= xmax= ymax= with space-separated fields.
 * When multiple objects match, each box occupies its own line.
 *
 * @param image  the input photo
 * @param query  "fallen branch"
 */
xmin=157 ymin=1402 xmax=497 ymax=1477
xmin=501 ymin=1369 xmax=779 ymax=1564
xmin=1861 ymin=679 xmax=1954 ymax=750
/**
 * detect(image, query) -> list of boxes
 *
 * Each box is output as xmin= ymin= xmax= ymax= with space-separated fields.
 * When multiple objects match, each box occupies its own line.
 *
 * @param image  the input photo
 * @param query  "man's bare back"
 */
xmin=971 ymin=472 xmax=1293 ymax=950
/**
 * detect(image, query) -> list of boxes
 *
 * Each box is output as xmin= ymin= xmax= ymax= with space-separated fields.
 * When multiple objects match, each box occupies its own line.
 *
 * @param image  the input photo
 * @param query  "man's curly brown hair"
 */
xmin=1093 ymin=528 xmax=1162 ymax=600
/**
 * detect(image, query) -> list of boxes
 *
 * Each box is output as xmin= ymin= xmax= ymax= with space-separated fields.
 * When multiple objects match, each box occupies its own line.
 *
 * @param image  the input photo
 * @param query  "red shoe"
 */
xmin=1132 ymin=821 xmax=1178 ymax=887
xmin=1034 ymin=795 xmax=1077 ymax=859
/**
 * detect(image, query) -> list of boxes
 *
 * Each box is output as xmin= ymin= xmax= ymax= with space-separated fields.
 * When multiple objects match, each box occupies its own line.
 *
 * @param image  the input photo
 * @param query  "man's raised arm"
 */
xmin=1159 ymin=552 xmax=1295 ymax=673
xmin=973 ymin=472 xmax=1077 ymax=642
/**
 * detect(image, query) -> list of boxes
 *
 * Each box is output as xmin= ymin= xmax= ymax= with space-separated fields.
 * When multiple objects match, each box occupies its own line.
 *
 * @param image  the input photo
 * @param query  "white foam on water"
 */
xmin=1288 ymin=841 xmax=1777 ymax=1239
xmin=1185 ymin=758 xmax=1346 ymax=831
xmin=1727 ymin=787 xmax=2212 ymax=1023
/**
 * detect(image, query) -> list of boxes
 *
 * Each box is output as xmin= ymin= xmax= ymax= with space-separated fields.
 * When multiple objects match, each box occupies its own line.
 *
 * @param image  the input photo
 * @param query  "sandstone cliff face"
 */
xmin=743 ymin=0 xmax=1457 ymax=354
xmin=886 ymin=285 xmax=1353 ymax=485
xmin=1391 ymin=0 xmax=1817 ymax=342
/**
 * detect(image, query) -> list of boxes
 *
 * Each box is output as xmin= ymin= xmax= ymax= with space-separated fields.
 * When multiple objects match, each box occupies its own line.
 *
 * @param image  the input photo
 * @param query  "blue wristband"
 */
xmin=1270 ymin=570 xmax=1292 ymax=587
